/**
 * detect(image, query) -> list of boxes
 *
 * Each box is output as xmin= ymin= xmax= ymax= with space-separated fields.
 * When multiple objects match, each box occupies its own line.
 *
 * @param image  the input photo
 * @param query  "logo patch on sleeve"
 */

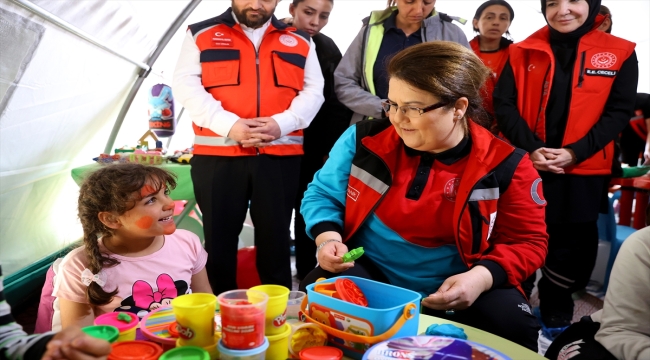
xmin=531 ymin=178 xmax=546 ymax=205
xmin=347 ymin=185 xmax=360 ymax=201
xmin=585 ymin=69 xmax=618 ymax=77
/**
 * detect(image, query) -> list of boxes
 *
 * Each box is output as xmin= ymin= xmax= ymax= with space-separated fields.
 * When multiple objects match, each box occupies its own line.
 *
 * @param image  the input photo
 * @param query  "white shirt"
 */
xmin=173 ymin=12 xmax=324 ymax=138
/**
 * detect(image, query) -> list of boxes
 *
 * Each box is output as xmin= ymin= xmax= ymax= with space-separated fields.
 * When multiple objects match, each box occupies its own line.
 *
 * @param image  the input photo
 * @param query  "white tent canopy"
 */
xmin=1 ymin=0 xmax=648 ymax=286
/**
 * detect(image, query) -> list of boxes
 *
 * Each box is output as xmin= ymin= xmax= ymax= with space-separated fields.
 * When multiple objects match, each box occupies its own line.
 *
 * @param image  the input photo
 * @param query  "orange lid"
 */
xmin=299 ymin=346 xmax=343 ymax=360
xmin=108 ymin=341 xmax=163 ymax=360
xmin=334 ymin=278 xmax=368 ymax=307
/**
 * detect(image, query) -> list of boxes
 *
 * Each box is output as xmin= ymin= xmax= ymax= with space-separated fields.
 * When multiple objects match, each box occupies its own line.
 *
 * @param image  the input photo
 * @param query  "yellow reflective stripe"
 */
xmin=364 ymin=23 xmax=384 ymax=97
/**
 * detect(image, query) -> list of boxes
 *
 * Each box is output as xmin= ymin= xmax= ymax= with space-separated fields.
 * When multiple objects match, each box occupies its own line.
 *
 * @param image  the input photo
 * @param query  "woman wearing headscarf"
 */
xmin=494 ymin=0 xmax=638 ymax=329
xmin=334 ymin=0 xmax=469 ymax=125
xmin=469 ymin=0 xmax=515 ymax=131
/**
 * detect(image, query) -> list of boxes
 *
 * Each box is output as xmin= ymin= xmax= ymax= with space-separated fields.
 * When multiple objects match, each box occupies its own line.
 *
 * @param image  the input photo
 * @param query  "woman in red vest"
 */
xmin=469 ymin=0 xmax=514 ymax=132
xmin=494 ymin=0 xmax=638 ymax=330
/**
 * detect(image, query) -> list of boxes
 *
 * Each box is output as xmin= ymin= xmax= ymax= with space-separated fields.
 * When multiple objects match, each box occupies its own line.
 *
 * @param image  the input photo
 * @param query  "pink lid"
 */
xmin=95 ymin=312 xmax=138 ymax=331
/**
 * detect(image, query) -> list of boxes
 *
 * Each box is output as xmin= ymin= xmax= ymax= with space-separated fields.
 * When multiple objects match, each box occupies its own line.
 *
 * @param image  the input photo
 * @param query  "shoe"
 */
xmin=533 ymin=307 xmax=570 ymax=341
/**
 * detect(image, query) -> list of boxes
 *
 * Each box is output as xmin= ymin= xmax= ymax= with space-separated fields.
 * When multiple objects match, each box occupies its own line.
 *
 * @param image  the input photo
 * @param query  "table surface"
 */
xmin=342 ymin=314 xmax=544 ymax=360
xmin=70 ymin=163 xmax=195 ymax=201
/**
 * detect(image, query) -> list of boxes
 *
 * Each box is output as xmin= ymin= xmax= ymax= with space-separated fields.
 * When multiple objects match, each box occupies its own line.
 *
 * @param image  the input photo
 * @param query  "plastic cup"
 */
xmin=286 ymin=290 xmax=306 ymax=322
xmin=218 ymin=289 xmax=268 ymax=350
xmin=82 ymin=325 xmax=119 ymax=343
xmin=218 ymin=338 xmax=269 ymax=360
xmin=171 ymin=293 xmax=217 ymax=347
xmin=265 ymin=323 xmax=291 ymax=360
xmin=94 ymin=312 xmax=138 ymax=342
xmin=108 ymin=340 xmax=163 ymax=360
xmin=160 ymin=346 xmax=210 ymax=360
xmin=288 ymin=321 xmax=328 ymax=357
xmin=249 ymin=285 xmax=290 ymax=335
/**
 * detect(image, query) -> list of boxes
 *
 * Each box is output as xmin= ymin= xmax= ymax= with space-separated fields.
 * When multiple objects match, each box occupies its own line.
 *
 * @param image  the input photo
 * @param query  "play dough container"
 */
xmin=139 ymin=306 xmax=178 ymax=351
xmin=108 ymin=340 xmax=163 ymax=360
xmin=94 ymin=312 xmax=138 ymax=342
xmin=299 ymin=346 xmax=344 ymax=360
xmin=286 ymin=290 xmax=306 ymax=322
xmin=288 ymin=321 xmax=328 ymax=357
xmin=265 ymin=323 xmax=291 ymax=360
xmin=171 ymin=293 xmax=217 ymax=347
xmin=218 ymin=338 xmax=269 ymax=360
xmin=159 ymin=346 xmax=209 ymax=360
xmin=82 ymin=325 xmax=119 ymax=343
xmin=218 ymin=289 xmax=268 ymax=350
xmin=249 ymin=284 xmax=290 ymax=335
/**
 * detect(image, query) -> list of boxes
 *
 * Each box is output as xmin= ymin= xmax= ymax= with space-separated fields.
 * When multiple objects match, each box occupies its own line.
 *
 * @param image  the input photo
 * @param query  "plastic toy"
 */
xmin=148 ymin=84 xmax=176 ymax=138
xmin=342 ymin=247 xmax=364 ymax=263
xmin=314 ymin=278 xmax=368 ymax=307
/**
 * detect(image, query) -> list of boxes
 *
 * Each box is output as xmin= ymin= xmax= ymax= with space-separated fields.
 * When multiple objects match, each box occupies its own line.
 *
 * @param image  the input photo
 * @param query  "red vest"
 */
xmin=508 ymin=24 xmax=635 ymax=175
xmin=190 ymin=10 xmax=310 ymax=156
xmin=469 ymin=37 xmax=509 ymax=118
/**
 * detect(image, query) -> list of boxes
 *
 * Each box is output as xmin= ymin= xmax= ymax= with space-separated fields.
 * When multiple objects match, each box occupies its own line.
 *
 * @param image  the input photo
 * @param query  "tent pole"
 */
xmin=10 ymin=0 xmax=150 ymax=71
xmin=103 ymin=0 xmax=203 ymax=154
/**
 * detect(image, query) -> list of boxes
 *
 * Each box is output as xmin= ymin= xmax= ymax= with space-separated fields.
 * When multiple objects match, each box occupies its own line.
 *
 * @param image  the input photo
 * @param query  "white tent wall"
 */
xmin=0 ymin=0 xmax=648 ymax=283
xmin=0 ymin=0 xmax=159 ymax=276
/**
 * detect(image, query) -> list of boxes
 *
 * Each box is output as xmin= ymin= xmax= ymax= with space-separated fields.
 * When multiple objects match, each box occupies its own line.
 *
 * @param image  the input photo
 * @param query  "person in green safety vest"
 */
xmin=334 ymin=0 xmax=470 ymax=125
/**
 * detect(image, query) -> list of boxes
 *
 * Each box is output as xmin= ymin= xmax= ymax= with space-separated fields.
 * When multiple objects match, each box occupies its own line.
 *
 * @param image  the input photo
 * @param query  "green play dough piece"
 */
xmin=82 ymin=325 xmax=119 ymax=343
xmin=342 ymin=247 xmax=364 ymax=263
xmin=117 ymin=313 xmax=131 ymax=323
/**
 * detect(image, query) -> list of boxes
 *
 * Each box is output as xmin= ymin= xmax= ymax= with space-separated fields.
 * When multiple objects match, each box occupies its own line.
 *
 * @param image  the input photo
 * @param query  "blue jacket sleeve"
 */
xmin=300 ymin=125 xmax=358 ymax=240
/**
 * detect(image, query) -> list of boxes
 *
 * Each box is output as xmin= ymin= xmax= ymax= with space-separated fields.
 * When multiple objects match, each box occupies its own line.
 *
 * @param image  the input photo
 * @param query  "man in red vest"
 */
xmin=173 ymin=0 xmax=324 ymax=294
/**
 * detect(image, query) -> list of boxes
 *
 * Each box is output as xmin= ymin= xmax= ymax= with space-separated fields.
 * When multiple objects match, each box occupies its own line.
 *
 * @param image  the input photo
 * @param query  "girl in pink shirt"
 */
xmin=53 ymin=164 xmax=212 ymax=329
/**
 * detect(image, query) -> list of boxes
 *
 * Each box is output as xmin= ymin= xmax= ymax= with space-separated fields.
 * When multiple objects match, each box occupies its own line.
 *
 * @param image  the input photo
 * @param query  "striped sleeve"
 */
xmin=0 ymin=265 xmax=54 ymax=360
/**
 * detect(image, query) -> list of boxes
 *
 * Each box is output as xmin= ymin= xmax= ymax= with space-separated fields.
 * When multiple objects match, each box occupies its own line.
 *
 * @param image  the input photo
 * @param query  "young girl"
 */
xmin=469 ymin=0 xmax=514 ymax=131
xmin=53 ymin=164 xmax=212 ymax=328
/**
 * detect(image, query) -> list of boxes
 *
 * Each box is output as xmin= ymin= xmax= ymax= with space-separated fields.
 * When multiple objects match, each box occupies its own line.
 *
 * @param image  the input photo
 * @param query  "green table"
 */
xmin=417 ymin=315 xmax=545 ymax=359
xmin=70 ymin=163 xmax=195 ymax=201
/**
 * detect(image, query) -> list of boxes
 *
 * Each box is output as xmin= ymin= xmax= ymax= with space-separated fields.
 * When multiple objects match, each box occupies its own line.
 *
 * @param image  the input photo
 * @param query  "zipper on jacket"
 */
xmin=456 ymin=171 xmax=496 ymax=263
xmin=533 ymin=65 xmax=552 ymax=138
xmin=577 ymin=51 xmax=586 ymax=88
xmin=256 ymin=52 xmax=261 ymax=117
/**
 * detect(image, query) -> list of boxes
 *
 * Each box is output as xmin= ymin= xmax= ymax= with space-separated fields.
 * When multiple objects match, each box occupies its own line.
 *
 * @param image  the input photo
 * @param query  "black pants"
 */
xmin=300 ymin=260 xmax=539 ymax=352
xmin=294 ymin=152 xmax=328 ymax=279
xmin=191 ymin=155 xmax=300 ymax=294
xmin=524 ymin=221 xmax=599 ymax=322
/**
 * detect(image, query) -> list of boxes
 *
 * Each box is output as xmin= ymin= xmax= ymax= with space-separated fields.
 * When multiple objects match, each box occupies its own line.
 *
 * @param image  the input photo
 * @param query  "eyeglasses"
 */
xmin=381 ymin=100 xmax=450 ymax=118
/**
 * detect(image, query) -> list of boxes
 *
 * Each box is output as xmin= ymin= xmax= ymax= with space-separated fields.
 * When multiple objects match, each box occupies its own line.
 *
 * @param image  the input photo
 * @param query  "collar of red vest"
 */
xmin=209 ymin=7 xmax=308 ymax=41
xmin=361 ymin=120 xmax=514 ymax=173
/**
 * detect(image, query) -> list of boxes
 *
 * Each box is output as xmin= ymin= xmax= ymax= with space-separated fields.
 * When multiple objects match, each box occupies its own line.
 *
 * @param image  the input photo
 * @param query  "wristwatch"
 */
xmin=316 ymin=239 xmax=341 ymax=253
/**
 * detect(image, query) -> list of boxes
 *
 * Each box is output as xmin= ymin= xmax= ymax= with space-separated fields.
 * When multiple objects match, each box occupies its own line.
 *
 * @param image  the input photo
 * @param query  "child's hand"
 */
xmin=42 ymin=325 xmax=111 ymax=360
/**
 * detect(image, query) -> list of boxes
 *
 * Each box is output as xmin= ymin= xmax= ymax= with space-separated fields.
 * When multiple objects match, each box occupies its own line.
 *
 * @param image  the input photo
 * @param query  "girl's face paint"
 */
xmin=135 ymin=216 xmax=154 ymax=229
xmin=118 ymin=180 xmax=176 ymax=237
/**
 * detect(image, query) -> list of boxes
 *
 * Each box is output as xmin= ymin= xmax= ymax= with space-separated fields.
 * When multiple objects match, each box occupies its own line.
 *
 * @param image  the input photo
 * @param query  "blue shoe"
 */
xmin=533 ymin=307 xmax=569 ymax=341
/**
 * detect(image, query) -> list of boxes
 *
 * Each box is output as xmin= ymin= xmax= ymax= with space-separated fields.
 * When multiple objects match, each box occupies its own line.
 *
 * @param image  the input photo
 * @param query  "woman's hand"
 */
xmin=42 ymin=325 xmax=111 ymax=360
xmin=315 ymin=233 xmax=353 ymax=273
xmin=421 ymin=266 xmax=493 ymax=311
xmin=530 ymin=147 xmax=575 ymax=174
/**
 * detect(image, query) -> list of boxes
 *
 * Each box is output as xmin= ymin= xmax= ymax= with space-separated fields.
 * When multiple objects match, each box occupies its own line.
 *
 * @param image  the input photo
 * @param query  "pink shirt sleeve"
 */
xmin=53 ymin=247 xmax=91 ymax=304
xmin=182 ymin=230 xmax=208 ymax=275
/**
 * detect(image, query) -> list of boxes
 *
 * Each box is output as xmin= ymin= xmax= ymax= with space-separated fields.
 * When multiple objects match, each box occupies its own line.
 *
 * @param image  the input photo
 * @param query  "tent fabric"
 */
xmin=0 ymin=0 xmax=158 ymax=276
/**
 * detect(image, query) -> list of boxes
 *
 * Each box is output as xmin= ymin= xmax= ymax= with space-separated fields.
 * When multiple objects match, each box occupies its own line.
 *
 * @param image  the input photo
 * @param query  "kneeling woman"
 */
xmin=300 ymin=42 xmax=548 ymax=351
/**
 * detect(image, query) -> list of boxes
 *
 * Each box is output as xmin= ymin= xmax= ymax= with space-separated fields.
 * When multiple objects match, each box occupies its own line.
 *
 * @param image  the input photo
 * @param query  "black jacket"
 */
xmin=303 ymin=32 xmax=353 ymax=159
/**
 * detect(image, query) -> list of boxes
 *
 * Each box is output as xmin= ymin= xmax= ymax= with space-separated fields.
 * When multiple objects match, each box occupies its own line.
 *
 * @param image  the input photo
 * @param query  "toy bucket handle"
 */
xmin=299 ymin=296 xmax=417 ymax=344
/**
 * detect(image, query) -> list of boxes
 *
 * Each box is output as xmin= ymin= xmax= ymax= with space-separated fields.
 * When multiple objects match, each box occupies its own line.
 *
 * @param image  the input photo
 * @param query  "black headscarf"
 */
xmin=540 ymin=0 xmax=601 ymax=147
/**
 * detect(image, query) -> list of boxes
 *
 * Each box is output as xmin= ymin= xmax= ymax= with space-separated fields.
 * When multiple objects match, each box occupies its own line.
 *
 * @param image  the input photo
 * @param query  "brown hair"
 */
xmin=77 ymin=163 xmax=177 ymax=306
xmin=599 ymin=5 xmax=612 ymax=33
xmin=387 ymin=41 xmax=491 ymax=131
